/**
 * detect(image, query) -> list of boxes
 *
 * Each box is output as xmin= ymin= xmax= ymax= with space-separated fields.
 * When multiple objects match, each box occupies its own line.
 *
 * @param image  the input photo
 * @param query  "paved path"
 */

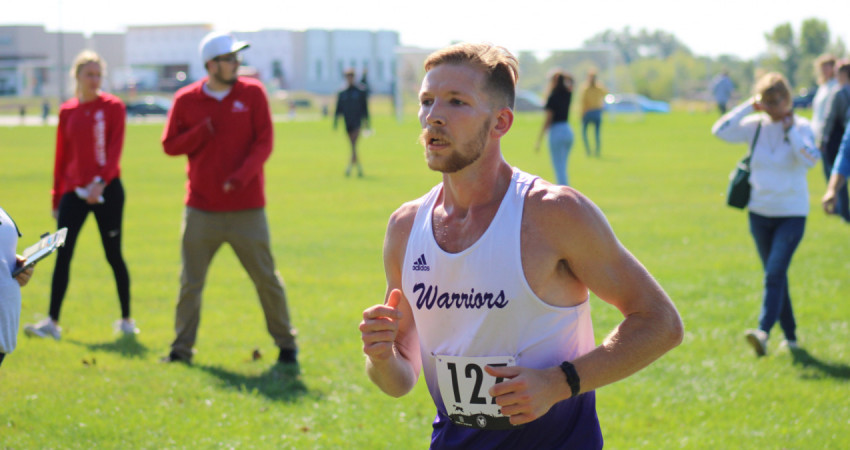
xmin=1 ymin=113 xmax=323 ymax=127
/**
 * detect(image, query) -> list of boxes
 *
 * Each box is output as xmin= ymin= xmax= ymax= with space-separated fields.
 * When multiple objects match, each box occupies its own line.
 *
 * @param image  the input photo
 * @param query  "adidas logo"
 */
xmin=412 ymin=254 xmax=430 ymax=272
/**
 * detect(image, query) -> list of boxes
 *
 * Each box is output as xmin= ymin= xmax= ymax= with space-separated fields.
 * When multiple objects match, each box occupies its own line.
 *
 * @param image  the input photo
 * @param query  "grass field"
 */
xmin=1 ymin=108 xmax=848 ymax=449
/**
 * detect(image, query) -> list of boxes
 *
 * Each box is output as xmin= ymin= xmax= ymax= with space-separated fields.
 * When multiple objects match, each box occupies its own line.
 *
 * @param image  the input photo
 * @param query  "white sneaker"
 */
xmin=745 ymin=329 xmax=768 ymax=356
xmin=24 ymin=318 xmax=62 ymax=340
xmin=779 ymin=339 xmax=799 ymax=350
xmin=115 ymin=319 xmax=139 ymax=335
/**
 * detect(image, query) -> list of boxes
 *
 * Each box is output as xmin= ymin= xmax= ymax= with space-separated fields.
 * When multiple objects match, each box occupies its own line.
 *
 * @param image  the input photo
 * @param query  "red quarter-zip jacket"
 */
xmin=162 ymin=77 xmax=273 ymax=212
xmin=52 ymin=93 xmax=126 ymax=210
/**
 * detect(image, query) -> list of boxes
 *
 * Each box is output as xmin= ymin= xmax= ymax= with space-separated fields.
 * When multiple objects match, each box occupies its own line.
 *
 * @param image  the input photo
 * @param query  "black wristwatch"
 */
xmin=559 ymin=361 xmax=580 ymax=398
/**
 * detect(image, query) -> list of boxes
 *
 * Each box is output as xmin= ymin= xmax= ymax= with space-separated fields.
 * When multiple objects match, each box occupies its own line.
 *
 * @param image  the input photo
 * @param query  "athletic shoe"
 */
xmin=160 ymin=350 xmax=190 ymax=365
xmin=114 ymin=319 xmax=139 ymax=335
xmin=745 ymin=329 xmax=768 ymax=357
xmin=278 ymin=348 xmax=298 ymax=365
xmin=779 ymin=339 xmax=799 ymax=350
xmin=24 ymin=318 xmax=62 ymax=340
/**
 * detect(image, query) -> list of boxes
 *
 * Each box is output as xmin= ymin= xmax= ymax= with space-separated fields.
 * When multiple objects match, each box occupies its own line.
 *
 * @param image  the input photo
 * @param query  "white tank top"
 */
xmin=401 ymin=168 xmax=596 ymax=415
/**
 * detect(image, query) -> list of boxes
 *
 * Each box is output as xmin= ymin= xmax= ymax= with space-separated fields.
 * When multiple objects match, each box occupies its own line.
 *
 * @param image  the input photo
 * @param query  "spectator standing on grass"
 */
xmin=579 ymin=71 xmax=607 ymax=157
xmin=1 ymin=207 xmax=35 ymax=368
xmin=359 ymin=43 xmax=683 ymax=448
xmin=818 ymin=61 xmax=850 ymax=223
xmin=42 ymin=99 xmax=50 ymax=124
xmin=160 ymin=31 xmax=297 ymax=366
xmin=24 ymin=50 xmax=135 ymax=341
xmin=712 ymin=72 xmax=820 ymax=357
xmin=823 ymin=119 xmax=850 ymax=215
xmin=710 ymin=70 xmax=735 ymax=114
xmin=535 ymin=70 xmax=575 ymax=186
xmin=334 ymin=69 xmax=370 ymax=177
xmin=811 ymin=54 xmax=838 ymax=148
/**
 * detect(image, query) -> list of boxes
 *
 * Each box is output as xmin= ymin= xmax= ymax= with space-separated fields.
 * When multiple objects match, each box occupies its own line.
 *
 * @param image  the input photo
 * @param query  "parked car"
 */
xmin=126 ymin=96 xmax=172 ymax=117
xmin=514 ymin=90 xmax=543 ymax=112
xmin=604 ymin=93 xmax=670 ymax=113
xmin=792 ymin=88 xmax=815 ymax=109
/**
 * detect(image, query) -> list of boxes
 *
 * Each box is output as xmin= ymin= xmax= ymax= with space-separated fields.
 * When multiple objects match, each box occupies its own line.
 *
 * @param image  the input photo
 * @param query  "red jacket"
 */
xmin=162 ymin=77 xmax=273 ymax=211
xmin=52 ymin=93 xmax=126 ymax=209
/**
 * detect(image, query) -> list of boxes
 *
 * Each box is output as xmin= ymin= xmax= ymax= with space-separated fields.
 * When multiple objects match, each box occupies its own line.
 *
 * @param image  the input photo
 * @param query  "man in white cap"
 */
xmin=161 ymin=31 xmax=298 ymax=366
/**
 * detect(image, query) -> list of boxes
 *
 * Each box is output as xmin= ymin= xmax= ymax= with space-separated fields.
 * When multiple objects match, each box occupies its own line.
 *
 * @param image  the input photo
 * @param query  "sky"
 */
xmin=3 ymin=0 xmax=847 ymax=60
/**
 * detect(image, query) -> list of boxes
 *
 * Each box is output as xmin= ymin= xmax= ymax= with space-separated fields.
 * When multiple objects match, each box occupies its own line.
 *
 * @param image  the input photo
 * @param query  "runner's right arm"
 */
xmin=360 ymin=202 xmax=422 ymax=397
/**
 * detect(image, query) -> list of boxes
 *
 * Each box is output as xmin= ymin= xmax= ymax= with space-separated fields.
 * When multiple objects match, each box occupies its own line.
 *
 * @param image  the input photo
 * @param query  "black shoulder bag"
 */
xmin=726 ymin=122 xmax=762 ymax=209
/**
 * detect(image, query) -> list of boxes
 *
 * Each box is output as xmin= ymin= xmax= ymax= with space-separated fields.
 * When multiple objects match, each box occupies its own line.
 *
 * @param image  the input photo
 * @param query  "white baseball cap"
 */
xmin=200 ymin=31 xmax=250 ymax=63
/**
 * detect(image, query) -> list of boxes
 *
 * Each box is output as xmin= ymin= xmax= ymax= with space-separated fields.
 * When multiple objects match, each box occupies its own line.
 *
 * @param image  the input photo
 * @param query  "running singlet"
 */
xmin=401 ymin=168 xmax=603 ymax=449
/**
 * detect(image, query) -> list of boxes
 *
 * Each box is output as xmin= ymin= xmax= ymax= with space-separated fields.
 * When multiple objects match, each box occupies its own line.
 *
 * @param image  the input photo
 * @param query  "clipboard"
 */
xmin=11 ymin=228 xmax=68 ymax=277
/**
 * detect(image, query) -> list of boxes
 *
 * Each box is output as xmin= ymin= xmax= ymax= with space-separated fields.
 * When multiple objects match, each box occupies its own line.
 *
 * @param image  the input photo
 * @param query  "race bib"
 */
xmin=435 ymin=354 xmax=516 ymax=430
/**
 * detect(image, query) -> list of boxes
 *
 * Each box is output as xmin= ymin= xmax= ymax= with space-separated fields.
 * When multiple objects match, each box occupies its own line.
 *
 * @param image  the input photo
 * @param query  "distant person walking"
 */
xmin=360 ymin=67 xmax=371 ymax=99
xmin=41 ymin=99 xmax=50 ymax=124
xmin=1 ymin=206 xmax=36 ymax=368
xmin=579 ymin=71 xmax=607 ymax=157
xmin=712 ymin=72 xmax=820 ymax=357
xmin=535 ymin=70 xmax=575 ymax=185
xmin=334 ymin=69 xmax=370 ymax=177
xmin=160 ymin=31 xmax=297 ymax=365
xmin=818 ymin=61 xmax=850 ymax=223
xmin=710 ymin=70 xmax=735 ymax=114
xmin=25 ymin=50 xmax=135 ymax=340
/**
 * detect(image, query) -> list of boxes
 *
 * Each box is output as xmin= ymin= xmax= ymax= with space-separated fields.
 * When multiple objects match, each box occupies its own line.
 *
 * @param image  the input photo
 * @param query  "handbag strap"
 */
xmin=742 ymin=122 xmax=762 ymax=165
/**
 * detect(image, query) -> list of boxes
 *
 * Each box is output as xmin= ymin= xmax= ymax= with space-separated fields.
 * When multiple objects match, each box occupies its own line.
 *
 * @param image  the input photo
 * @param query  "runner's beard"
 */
xmin=420 ymin=119 xmax=490 ymax=173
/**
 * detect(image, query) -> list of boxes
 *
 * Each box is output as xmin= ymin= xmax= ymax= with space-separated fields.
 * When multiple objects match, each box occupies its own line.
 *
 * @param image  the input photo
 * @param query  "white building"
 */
xmin=0 ymin=24 xmax=400 ymax=98
xmin=0 ymin=25 xmax=86 ymax=98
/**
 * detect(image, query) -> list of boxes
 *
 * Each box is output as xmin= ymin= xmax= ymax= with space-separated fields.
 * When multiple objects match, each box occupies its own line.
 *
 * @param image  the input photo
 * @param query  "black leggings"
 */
xmin=50 ymin=179 xmax=131 ymax=321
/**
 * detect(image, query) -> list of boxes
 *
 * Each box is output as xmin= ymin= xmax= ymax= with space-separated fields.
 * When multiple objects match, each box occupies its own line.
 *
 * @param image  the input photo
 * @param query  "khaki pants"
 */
xmin=170 ymin=207 xmax=296 ymax=360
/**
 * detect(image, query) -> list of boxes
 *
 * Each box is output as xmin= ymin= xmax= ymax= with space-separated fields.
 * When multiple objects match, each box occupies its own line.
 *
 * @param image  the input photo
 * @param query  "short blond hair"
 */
xmin=70 ymin=50 xmax=106 ymax=96
xmin=815 ymin=54 xmax=836 ymax=84
xmin=424 ymin=43 xmax=519 ymax=109
xmin=815 ymin=53 xmax=836 ymax=69
xmin=753 ymin=72 xmax=791 ymax=104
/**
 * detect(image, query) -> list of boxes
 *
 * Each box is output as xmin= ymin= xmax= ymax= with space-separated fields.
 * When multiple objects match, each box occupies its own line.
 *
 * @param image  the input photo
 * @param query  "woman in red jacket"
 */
xmin=25 ymin=51 xmax=136 ymax=340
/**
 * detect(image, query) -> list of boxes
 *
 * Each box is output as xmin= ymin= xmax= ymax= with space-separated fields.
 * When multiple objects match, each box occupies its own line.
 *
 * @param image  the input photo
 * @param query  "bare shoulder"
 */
xmin=387 ymin=197 xmax=426 ymax=237
xmin=522 ymin=178 xmax=620 ymax=266
xmin=384 ymin=195 xmax=428 ymax=268
xmin=524 ymin=179 xmax=608 ymax=232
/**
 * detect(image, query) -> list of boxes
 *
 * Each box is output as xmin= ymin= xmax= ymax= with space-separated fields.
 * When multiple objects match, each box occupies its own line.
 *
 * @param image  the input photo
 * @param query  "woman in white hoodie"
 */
xmin=712 ymin=72 xmax=821 ymax=357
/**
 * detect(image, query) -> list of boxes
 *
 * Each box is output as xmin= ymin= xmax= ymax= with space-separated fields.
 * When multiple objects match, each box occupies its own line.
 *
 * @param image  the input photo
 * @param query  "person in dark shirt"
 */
xmin=535 ymin=70 xmax=575 ymax=185
xmin=334 ymin=69 xmax=370 ymax=177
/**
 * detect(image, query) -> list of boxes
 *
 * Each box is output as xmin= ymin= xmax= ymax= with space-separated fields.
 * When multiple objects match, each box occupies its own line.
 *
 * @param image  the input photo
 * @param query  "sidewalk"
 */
xmin=0 ymin=115 xmax=57 ymax=127
xmin=0 ymin=113 xmax=321 ymax=127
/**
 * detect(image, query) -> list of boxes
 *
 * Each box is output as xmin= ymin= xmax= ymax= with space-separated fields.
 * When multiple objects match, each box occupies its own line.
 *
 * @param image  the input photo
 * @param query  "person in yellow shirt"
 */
xmin=580 ymin=71 xmax=607 ymax=157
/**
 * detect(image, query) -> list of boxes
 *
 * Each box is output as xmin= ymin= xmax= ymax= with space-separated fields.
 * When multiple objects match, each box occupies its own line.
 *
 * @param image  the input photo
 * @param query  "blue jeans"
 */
xmin=582 ymin=109 xmax=602 ymax=156
xmin=748 ymin=213 xmax=805 ymax=341
xmin=548 ymin=122 xmax=574 ymax=185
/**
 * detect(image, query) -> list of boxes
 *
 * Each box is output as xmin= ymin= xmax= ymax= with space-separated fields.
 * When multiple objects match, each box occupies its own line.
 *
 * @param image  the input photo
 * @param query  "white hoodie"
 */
xmin=712 ymin=99 xmax=820 ymax=217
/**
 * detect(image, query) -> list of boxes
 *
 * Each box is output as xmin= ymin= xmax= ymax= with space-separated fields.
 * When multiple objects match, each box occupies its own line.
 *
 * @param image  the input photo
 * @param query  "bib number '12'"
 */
xmin=435 ymin=354 xmax=516 ymax=430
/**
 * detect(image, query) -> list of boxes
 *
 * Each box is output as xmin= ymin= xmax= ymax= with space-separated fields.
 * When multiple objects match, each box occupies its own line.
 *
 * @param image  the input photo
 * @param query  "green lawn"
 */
xmin=0 ymin=109 xmax=848 ymax=448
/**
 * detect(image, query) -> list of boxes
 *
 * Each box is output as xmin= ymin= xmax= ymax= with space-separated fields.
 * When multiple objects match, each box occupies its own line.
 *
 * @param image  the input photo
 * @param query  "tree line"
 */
xmin=517 ymin=19 xmax=847 ymax=103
